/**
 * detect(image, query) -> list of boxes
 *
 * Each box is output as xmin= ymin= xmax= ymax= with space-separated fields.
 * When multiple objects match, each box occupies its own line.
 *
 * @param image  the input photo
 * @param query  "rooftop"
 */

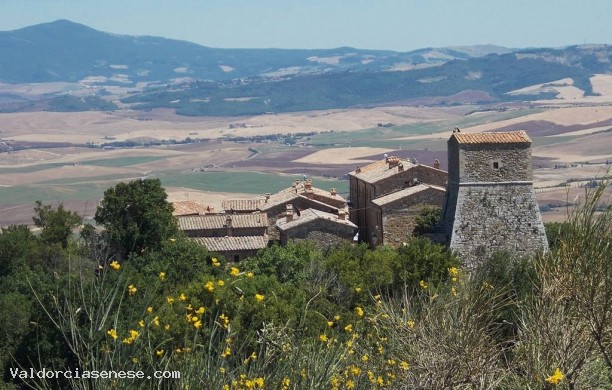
xmin=178 ymin=213 xmax=268 ymax=231
xmin=222 ymin=198 xmax=266 ymax=212
xmin=191 ymin=235 xmax=268 ymax=252
xmin=371 ymin=184 xmax=446 ymax=207
xmin=348 ymin=157 xmax=417 ymax=184
xmin=257 ymin=180 xmax=345 ymax=211
xmin=276 ymin=208 xmax=356 ymax=230
xmin=451 ymin=131 xmax=531 ymax=145
xmin=172 ymin=200 xmax=212 ymax=216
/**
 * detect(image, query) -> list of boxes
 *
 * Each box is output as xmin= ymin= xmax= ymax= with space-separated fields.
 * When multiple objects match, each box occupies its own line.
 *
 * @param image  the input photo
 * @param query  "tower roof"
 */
xmin=451 ymin=131 xmax=531 ymax=145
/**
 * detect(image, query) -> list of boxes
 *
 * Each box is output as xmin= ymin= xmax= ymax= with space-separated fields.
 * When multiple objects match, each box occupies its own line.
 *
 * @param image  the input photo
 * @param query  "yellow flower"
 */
xmin=204 ymin=281 xmax=215 ymax=292
xmin=246 ymin=272 xmax=254 ymax=278
xmin=546 ymin=368 xmax=564 ymax=385
xmin=109 ymin=260 xmax=121 ymax=271
xmin=211 ymin=257 xmax=221 ymax=267
xmin=334 ymin=315 xmax=341 ymax=321
xmin=346 ymin=379 xmax=355 ymax=389
xmin=355 ymin=307 xmax=364 ymax=317
xmin=254 ymin=377 xmax=264 ymax=388
xmin=407 ymin=320 xmax=415 ymax=328
xmin=419 ymin=280 xmax=428 ymax=290
xmin=229 ymin=267 xmax=240 ymax=276
xmin=107 ymin=328 xmax=118 ymax=340
xmin=327 ymin=321 xmax=334 ymax=327
xmin=132 ymin=357 xmax=139 ymax=363
xmin=452 ymin=286 xmax=457 ymax=296
xmin=128 ymin=285 xmax=137 ymax=295
xmin=250 ymin=352 xmax=257 ymax=360
xmin=147 ymin=306 xmax=153 ymax=314
xmin=400 ymin=361 xmax=409 ymax=370
xmin=138 ymin=320 xmax=145 ymax=328
xmin=191 ymin=316 xmax=199 ymax=322
xmin=361 ymin=354 xmax=369 ymax=362
xmin=156 ymin=349 xmax=165 ymax=357
xmin=281 ymin=377 xmax=290 ymax=389
xmin=179 ymin=293 xmax=187 ymax=301
xmin=166 ymin=296 xmax=175 ymax=304
xmin=218 ymin=280 xmax=225 ymax=287
xmin=448 ymin=267 xmax=459 ymax=277
xmin=164 ymin=324 xmax=171 ymax=331
xmin=219 ymin=367 xmax=226 ymax=374
xmin=319 ymin=334 xmax=328 ymax=343
xmin=350 ymin=366 xmax=361 ymax=376
xmin=255 ymin=293 xmax=265 ymax=302
xmin=221 ymin=347 xmax=231 ymax=357
xmin=153 ymin=316 xmax=160 ymax=326
xmin=354 ymin=287 xmax=362 ymax=293
xmin=196 ymin=306 xmax=206 ymax=315
xmin=159 ymin=272 xmax=166 ymax=281
xmin=344 ymin=324 xmax=353 ymax=332
xmin=129 ymin=329 xmax=139 ymax=339
xmin=194 ymin=320 xmax=202 ymax=329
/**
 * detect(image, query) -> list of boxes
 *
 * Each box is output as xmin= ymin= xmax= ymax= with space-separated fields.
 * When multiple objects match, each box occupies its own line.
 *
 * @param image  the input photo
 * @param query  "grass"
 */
xmin=0 ymin=162 xmax=67 ymax=174
xmin=81 ymin=156 xmax=169 ymax=167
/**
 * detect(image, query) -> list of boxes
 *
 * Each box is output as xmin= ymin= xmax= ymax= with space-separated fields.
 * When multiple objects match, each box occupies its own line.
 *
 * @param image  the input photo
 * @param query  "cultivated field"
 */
xmin=1 ymin=75 xmax=611 ymax=226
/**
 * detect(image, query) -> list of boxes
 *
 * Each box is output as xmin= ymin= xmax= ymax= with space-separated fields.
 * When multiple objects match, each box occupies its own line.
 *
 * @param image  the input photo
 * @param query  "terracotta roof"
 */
xmin=452 ymin=131 xmax=531 ymax=144
xmin=178 ymin=213 xmax=268 ymax=231
xmin=349 ymin=158 xmax=417 ymax=184
xmin=172 ymin=201 xmax=211 ymax=216
xmin=276 ymin=208 xmax=357 ymax=230
xmin=257 ymin=181 xmax=345 ymax=211
xmin=222 ymin=198 xmax=266 ymax=212
xmin=191 ymin=235 xmax=268 ymax=252
xmin=372 ymin=184 xmax=446 ymax=207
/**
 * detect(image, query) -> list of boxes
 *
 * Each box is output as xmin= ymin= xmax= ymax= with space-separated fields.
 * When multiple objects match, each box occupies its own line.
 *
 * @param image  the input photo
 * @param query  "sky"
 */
xmin=1 ymin=0 xmax=611 ymax=51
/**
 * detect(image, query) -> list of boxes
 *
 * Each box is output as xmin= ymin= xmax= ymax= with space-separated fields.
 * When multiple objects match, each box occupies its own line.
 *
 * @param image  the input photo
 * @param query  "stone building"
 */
xmin=178 ymin=213 xmax=268 ymax=261
xmin=276 ymin=205 xmax=357 ymax=250
xmin=226 ymin=179 xmax=347 ymax=241
xmin=441 ymin=131 xmax=548 ymax=266
xmin=172 ymin=200 xmax=214 ymax=216
xmin=348 ymin=156 xmax=448 ymax=247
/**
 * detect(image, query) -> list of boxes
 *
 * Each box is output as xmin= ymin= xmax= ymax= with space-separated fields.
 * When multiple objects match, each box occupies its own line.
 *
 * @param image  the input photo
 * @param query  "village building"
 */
xmin=276 ymin=205 xmax=357 ymax=249
xmin=441 ymin=131 xmax=548 ymax=266
xmin=348 ymin=156 xmax=448 ymax=247
xmin=177 ymin=213 xmax=268 ymax=261
xmin=225 ymin=179 xmax=347 ymax=241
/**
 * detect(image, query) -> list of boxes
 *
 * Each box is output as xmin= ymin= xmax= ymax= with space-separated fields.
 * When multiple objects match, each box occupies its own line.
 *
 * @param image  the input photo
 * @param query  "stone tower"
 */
xmin=442 ymin=131 xmax=548 ymax=266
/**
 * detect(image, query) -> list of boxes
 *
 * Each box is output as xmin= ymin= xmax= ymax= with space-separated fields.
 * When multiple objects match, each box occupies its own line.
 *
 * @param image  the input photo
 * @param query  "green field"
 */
xmin=81 ymin=156 xmax=169 ymax=167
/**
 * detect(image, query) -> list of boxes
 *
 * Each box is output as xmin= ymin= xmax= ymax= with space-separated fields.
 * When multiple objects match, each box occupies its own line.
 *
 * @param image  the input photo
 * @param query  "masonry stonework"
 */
xmin=442 ymin=131 xmax=548 ymax=266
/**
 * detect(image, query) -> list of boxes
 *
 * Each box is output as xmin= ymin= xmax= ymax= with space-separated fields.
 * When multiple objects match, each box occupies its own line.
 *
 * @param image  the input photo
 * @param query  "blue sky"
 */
xmin=1 ymin=0 xmax=610 ymax=51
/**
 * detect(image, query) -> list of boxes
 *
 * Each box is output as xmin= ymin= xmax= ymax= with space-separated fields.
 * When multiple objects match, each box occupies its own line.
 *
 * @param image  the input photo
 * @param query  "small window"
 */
xmin=493 ymin=162 xmax=499 ymax=169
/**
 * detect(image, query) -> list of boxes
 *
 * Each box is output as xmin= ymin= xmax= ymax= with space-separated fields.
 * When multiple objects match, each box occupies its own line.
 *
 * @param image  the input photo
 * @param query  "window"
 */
xmin=493 ymin=162 xmax=499 ymax=169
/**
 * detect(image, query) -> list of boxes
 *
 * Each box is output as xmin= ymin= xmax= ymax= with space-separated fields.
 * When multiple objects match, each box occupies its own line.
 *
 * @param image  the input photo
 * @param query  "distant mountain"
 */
xmin=0 ymin=19 xmax=511 ymax=84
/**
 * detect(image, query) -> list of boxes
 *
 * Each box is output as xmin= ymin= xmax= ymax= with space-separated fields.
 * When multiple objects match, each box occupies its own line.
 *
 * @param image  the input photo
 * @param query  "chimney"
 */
xmin=304 ymin=179 xmax=312 ymax=191
xmin=355 ymin=165 xmax=361 ymax=173
xmin=330 ymin=188 xmax=337 ymax=196
xmin=294 ymin=179 xmax=300 ymax=187
xmin=265 ymin=193 xmax=271 ymax=202
xmin=285 ymin=204 xmax=294 ymax=222
xmin=338 ymin=210 xmax=346 ymax=220
xmin=387 ymin=156 xmax=400 ymax=168
xmin=398 ymin=163 xmax=404 ymax=172
xmin=225 ymin=215 xmax=233 ymax=236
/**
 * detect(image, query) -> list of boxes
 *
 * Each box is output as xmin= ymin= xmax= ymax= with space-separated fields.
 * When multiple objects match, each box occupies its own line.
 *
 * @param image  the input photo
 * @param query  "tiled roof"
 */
xmin=372 ymin=184 xmax=445 ymax=207
xmin=172 ymin=201 xmax=211 ymax=216
xmin=178 ymin=213 xmax=268 ymax=231
xmin=452 ymin=131 xmax=531 ymax=144
xmin=191 ymin=235 xmax=268 ymax=252
xmin=222 ymin=198 xmax=266 ymax=212
xmin=348 ymin=158 xmax=416 ymax=184
xmin=276 ymin=208 xmax=357 ymax=230
xmin=258 ymin=181 xmax=345 ymax=211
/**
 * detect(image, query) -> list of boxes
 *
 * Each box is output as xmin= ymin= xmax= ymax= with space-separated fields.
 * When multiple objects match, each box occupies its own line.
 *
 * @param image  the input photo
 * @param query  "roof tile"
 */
xmin=178 ymin=213 xmax=268 ymax=231
xmin=191 ymin=236 xmax=268 ymax=251
xmin=452 ymin=131 xmax=531 ymax=144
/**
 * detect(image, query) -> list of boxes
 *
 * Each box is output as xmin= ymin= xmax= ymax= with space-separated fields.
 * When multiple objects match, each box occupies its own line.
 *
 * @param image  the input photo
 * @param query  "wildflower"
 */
xmin=109 ymin=260 xmax=121 ymax=271
xmin=221 ymin=347 xmax=231 ymax=358
xmin=196 ymin=306 xmax=206 ymax=315
xmin=166 ymin=296 xmax=175 ymax=304
xmin=147 ymin=306 xmax=153 ymax=314
xmin=327 ymin=321 xmax=334 ymax=327
xmin=419 ymin=280 xmax=428 ymax=290
xmin=204 ymin=281 xmax=215 ymax=292
xmin=219 ymin=313 xmax=230 ymax=328
xmin=129 ymin=329 xmax=139 ymax=339
xmin=219 ymin=367 xmax=226 ymax=374
xmin=159 ymin=272 xmax=166 ymax=281
xmin=164 ymin=324 xmax=171 ymax=331
xmin=355 ymin=287 xmax=362 ymax=293
xmin=346 ymin=379 xmax=355 ymax=389
xmin=482 ymin=281 xmax=494 ymax=289
xmin=218 ymin=280 xmax=225 ymax=287
xmin=355 ymin=307 xmax=364 ymax=317
xmin=377 ymin=376 xmax=384 ymax=386
xmin=211 ymin=257 xmax=221 ymax=267
xmin=400 ymin=361 xmax=409 ymax=370
xmin=229 ymin=267 xmax=240 ymax=276
xmin=546 ymin=368 xmax=564 ymax=385
xmin=281 ymin=378 xmax=290 ymax=390
xmin=451 ymin=286 xmax=457 ymax=296
xmin=255 ymin=293 xmax=265 ymax=302
xmin=153 ymin=316 xmax=160 ymax=326
xmin=250 ymin=352 xmax=257 ymax=360
xmin=138 ymin=320 xmax=145 ymax=328
xmin=246 ymin=272 xmax=254 ymax=278
xmin=448 ymin=267 xmax=459 ymax=277
xmin=191 ymin=316 xmax=199 ymax=322
xmin=156 ymin=349 xmax=165 ymax=357
xmin=344 ymin=324 xmax=353 ymax=332
xmin=253 ymin=377 xmax=264 ymax=388
xmin=334 ymin=315 xmax=341 ymax=321
xmin=407 ymin=320 xmax=415 ymax=328
xmin=194 ymin=320 xmax=202 ymax=329
xmin=132 ymin=357 xmax=138 ymax=363
xmin=350 ymin=366 xmax=361 ymax=376
xmin=107 ymin=328 xmax=118 ymax=340
xmin=128 ymin=285 xmax=137 ymax=295
xmin=179 ymin=293 xmax=187 ymax=301
xmin=361 ymin=354 xmax=369 ymax=362
xmin=319 ymin=334 xmax=328 ymax=343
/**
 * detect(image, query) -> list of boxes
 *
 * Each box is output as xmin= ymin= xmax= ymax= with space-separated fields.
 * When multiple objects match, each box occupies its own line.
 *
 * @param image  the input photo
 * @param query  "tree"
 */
xmin=32 ymin=201 xmax=81 ymax=248
xmin=94 ymin=178 xmax=178 ymax=257
xmin=412 ymin=206 xmax=442 ymax=236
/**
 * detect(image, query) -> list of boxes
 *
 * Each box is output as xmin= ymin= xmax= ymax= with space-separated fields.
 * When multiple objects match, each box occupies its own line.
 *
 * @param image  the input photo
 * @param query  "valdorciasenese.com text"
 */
xmin=9 ymin=368 xmax=181 ymax=380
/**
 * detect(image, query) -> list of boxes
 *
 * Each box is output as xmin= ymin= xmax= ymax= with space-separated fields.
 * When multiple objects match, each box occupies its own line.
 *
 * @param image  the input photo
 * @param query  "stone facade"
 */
xmin=349 ymin=157 xmax=448 ymax=247
xmin=276 ymin=208 xmax=357 ymax=250
xmin=442 ymin=131 xmax=548 ymax=266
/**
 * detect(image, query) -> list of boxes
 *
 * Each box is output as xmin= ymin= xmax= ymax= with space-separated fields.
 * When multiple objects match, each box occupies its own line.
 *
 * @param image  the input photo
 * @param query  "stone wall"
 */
xmin=459 ymin=144 xmax=532 ymax=182
xmin=374 ymin=166 xmax=447 ymax=198
xmin=448 ymin=183 xmax=548 ymax=267
xmin=279 ymin=220 xmax=355 ymax=250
